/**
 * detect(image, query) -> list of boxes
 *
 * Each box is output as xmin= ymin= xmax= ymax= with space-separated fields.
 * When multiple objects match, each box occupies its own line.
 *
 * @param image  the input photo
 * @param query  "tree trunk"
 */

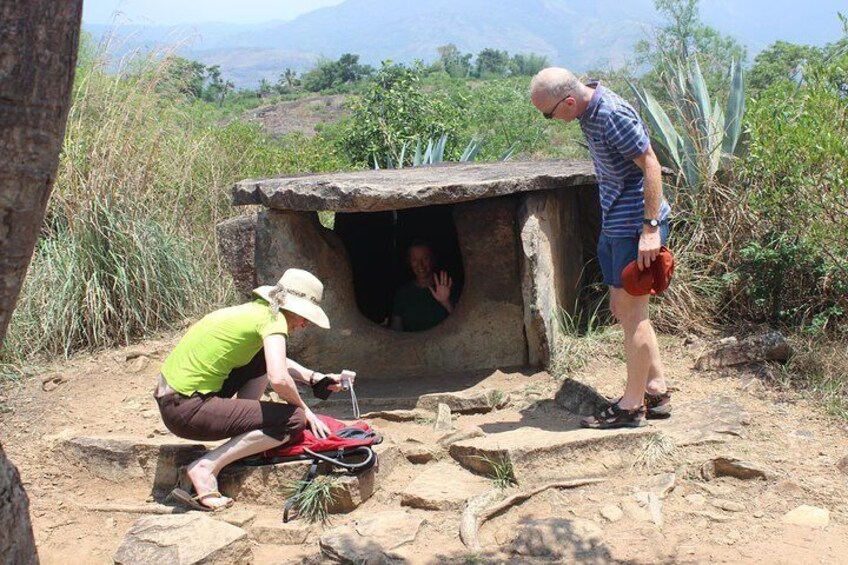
xmin=0 ymin=0 xmax=82 ymax=343
xmin=0 ymin=1 xmax=83 ymax=563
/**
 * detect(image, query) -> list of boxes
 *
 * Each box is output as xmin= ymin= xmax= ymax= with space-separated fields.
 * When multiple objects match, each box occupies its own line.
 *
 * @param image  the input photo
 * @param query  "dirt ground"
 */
xmin=1 ymin=330 xmax=847 ymax=564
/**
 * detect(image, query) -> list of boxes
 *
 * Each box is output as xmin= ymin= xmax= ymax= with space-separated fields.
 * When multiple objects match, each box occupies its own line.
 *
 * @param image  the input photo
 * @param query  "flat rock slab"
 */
xmin=417 ymin=388 xmax=507 ymax=414
xmin=656 ymin=397 xmax=750 ymax=446
xmin=510 ymin=517 xmax=608 ymax=560
xmin=113 ymin=514 xmax=251 ymax=565
xmin=55 ymin=435 xmax=207 ymax=494
xmin=233 ymin=159 xmax=597 ymax=212
xmin=449 ymin=426 xmax=650 ymax=483
xmin=320 ymin=511 xmax=423 ymax=564
xmin=400 ymin=462 xmax=490 ymax=511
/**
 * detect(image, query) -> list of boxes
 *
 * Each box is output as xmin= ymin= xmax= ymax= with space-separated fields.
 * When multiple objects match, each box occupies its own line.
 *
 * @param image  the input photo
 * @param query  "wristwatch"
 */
xmin=643 ymin=218 xmax=660 ymax=228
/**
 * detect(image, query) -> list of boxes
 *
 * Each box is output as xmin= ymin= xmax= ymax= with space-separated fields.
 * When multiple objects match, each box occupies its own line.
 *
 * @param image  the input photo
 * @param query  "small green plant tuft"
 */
xmin=489 ymin=389 xmax=506 ymax=409
xmin=282 ymin=475 xmax=340 ymax=523
xmin=477 ymin=454 xmax=517 ymax=490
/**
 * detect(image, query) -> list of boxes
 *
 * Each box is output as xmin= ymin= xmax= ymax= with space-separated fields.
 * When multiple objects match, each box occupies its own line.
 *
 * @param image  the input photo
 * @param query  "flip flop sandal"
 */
xmin=169 ymin=487 xmax=233 ymax=512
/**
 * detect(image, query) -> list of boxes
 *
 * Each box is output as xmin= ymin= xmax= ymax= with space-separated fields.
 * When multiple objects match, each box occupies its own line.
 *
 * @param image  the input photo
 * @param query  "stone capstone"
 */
xmin=509 ymin=517 xmax=608 ymax=560
xmin=113 ymin=514 xmax=251 ymax=565
xmin=233 ymin=160 xmax=597 ymax=212
xmin=400 ymin=462 xmax=490 ymax=511
xmin=319 ymin=511 xmax=423 ymax=564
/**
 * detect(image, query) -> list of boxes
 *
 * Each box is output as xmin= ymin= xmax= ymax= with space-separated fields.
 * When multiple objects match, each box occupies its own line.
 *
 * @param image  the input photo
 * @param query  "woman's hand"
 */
xmin=322 ymin=370 xmax=356 ymax=392
xmin=305 ymin=407 xmax=331 ymax=438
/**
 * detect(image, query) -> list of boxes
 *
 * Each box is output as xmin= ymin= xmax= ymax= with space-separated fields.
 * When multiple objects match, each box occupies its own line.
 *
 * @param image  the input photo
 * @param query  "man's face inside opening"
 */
xmin=408 ymin=245 xmax=434 ymax=282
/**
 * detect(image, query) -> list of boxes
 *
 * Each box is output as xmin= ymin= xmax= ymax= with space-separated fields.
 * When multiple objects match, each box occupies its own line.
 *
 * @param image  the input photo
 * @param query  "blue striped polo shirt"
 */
xmin=579 ymin=82 xmax=670 ymax=238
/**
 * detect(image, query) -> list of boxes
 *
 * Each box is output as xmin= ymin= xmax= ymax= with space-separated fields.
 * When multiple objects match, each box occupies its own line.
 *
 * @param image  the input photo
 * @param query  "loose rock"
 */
xmin=650 ymin=473 xmax=676 ymax=499
xmin=600 ymin=504 xmax=623 ymax=523
xmin=554 ymin=379 xmax=609 ymax=416
xmin=711 ymin=499 xmax=745 ymax=513
xmin=434 ymin=403 xmax=452 ymax=433
xmin=417 ymin=388 xmax=507 ymax=414
xmin=400 ymin=442 xmax=437 ymax=465
xmin=782 ymin=505 xmax=830 ymax=528
xmin=701 ymin=457 xmax=773 ymax=481
xmin=437 ymin=426 xmax=485 ymax=448
xmin=694 ymin=331 xmax=791 ymax=370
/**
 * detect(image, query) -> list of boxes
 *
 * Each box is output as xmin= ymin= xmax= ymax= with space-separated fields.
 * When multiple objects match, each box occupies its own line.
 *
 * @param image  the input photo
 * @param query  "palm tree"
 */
xmin=0 ymin=1 xmax=82 ymax=562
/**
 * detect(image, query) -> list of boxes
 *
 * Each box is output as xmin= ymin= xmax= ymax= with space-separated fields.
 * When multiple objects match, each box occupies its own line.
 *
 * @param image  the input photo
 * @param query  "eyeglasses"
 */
xmin=543 ymin=96 xmax=570 ymax=119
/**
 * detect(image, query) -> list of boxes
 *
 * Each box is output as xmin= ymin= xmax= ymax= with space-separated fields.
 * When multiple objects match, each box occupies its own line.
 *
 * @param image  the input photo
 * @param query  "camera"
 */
xmin=340 ymin=370 xmax=355 ymax=391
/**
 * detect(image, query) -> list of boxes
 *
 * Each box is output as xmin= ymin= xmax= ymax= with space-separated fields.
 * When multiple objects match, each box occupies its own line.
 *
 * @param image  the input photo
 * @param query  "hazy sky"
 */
xmin=83 ymin=0 xmax=347 ymax=25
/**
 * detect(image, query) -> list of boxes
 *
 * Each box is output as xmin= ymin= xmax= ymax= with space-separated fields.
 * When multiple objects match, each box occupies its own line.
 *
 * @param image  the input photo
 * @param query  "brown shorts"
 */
xmin=155 ymin=349 xmax=306 ymax=442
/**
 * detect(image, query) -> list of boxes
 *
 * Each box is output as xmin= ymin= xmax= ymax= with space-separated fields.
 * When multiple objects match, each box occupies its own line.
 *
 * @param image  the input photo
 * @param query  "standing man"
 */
xmin=530 ymin=68 xmax=672 ymax=429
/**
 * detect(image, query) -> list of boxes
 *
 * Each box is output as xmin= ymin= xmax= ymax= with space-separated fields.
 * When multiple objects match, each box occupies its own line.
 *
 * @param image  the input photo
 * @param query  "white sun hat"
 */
xmin=252 ymin=268 xmax=330 ymax=329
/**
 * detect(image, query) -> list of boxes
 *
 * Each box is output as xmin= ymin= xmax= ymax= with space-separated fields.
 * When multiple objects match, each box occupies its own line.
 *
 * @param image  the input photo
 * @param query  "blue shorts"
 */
xmin=597 ymin=221 xmax=669 ymax=288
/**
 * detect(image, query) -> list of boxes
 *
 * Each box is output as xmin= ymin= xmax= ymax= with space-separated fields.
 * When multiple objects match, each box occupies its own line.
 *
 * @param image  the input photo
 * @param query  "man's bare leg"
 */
xmin=611 ymin=288 xmax=664 ymax=410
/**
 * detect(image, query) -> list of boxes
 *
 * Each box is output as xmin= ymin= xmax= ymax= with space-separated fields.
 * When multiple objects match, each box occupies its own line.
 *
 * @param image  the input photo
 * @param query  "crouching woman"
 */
xmin=154 ymin=268 xmax=345 ymax=511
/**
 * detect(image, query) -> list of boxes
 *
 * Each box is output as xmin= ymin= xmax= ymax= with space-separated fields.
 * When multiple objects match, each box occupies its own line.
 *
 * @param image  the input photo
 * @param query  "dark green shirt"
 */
xmin=392 ymin=282 xmax=451 ymax=332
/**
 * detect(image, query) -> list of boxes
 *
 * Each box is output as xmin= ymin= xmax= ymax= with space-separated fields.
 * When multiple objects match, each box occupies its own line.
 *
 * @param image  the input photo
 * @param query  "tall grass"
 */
xmin=2 ymin=36 xmax=348 ymax=364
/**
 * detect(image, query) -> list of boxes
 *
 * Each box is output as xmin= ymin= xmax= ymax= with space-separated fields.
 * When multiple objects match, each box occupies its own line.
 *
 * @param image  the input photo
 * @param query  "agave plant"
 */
xmin=373 ymin=133 xmax=513 ymax=169
xmin=630 ymin=57 xmax=745 ymax=191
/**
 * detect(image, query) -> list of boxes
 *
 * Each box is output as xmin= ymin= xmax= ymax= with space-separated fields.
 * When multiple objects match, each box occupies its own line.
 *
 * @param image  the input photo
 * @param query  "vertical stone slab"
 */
xmin=216 ymin=214 xmax=257 ymax=299
xmin=518 ymin=189 xmax=584 ymax=367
